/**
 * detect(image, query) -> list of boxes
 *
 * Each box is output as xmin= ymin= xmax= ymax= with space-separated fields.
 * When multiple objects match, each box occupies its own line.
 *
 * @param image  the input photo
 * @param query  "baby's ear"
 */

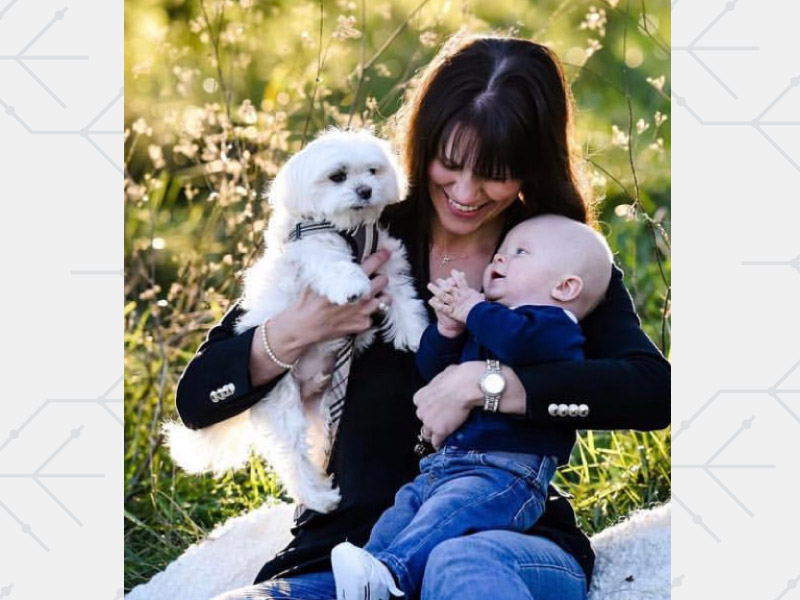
xmin=551 ymin=275 xmax=583 ymax=303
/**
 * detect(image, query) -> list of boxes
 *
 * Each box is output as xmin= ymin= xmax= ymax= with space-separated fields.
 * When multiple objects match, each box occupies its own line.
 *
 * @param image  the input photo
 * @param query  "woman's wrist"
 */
xmin=460 ymin=362 xmax=488 ymax=410
xmin=248 ymin=311 xmax=311 ymax=387
xmin=497 ymin=365 xmax=527 ymax=415
xmin=266 ymin=310 xmax=313 ymax=360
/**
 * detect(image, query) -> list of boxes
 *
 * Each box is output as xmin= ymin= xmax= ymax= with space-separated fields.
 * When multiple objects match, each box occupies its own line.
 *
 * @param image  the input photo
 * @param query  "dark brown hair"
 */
xmin=388 ymin=34 xmax=592 ymax=264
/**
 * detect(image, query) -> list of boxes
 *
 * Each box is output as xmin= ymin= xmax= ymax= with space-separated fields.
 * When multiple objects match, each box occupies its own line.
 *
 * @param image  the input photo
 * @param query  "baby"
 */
xmin=331 ymin=214 xmax=613 ymax=600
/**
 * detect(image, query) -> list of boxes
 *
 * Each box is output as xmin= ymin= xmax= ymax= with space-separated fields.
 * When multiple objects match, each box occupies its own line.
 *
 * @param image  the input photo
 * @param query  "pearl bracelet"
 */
xmin=261 ymin=319 xmax=296 ymax=371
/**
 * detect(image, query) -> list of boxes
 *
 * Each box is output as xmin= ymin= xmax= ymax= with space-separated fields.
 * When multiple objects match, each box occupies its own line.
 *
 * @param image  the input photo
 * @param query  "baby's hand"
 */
xmin=447 ymin=270 xmax=485 ymax=323
xmin=427 ymin=277 xmax=464 ymax=338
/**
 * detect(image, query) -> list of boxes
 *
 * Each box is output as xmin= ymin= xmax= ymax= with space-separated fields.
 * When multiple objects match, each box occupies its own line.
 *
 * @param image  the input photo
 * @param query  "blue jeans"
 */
xmin=212 ymin=533 xmax=587 ymax=599
xmin=362 ymin=447 xmax=557 ymax=597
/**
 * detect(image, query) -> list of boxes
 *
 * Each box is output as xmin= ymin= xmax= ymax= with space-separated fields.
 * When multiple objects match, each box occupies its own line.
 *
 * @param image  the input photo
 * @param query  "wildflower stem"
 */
xmin=621 ymin=0 xmax=670 ymax=353
xmin=347 ymin=0 xmax=369 ymax=128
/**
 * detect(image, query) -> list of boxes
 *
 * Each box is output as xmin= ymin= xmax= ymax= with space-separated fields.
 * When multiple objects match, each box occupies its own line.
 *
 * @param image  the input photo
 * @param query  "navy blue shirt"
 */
xmin=416 ymin=302 xmax=585 ymax=463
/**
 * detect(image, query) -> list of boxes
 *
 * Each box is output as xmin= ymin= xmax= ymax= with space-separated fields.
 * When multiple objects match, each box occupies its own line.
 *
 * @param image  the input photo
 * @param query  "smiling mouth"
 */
xmin=445 ymin=193 xmax=487 ymax=213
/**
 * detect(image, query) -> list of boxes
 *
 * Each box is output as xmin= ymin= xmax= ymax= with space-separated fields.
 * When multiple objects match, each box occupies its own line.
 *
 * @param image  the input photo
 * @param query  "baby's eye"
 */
xmin=515 ymin=248 xmax=528 ymax=255
xmin=329 ymin=171 xmax=347 ymax=183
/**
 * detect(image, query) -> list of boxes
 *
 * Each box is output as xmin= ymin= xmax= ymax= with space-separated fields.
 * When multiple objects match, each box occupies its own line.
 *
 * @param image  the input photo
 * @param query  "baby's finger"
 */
xmin=436 ymin=277 xmax=453 ymax=291
xmin=427 ymin=282 xmax=454 ymax=303
xmin=450 ymin=270 xmax=469 ymax=289
xmin=427 ymin=282 xmax=443 ymax=296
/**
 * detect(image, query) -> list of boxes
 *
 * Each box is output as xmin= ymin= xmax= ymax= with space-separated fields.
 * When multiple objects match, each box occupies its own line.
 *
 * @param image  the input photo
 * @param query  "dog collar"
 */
xmin=288 ymin=220 xmax=379 ymax=264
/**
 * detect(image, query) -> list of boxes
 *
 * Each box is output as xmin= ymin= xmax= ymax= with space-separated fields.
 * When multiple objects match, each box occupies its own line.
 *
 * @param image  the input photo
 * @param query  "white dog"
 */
xmin=165 ymin=129 xmax=428 ymax=513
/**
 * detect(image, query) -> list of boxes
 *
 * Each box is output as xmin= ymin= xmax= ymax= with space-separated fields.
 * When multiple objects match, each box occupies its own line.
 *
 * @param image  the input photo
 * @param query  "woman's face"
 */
xmin=428 ymin=156 xmax=522 ymax=239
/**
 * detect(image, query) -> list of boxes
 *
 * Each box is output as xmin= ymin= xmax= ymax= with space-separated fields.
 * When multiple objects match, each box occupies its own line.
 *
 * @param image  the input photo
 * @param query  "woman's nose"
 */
xmin=450 ymin=171 xmax=480 ymax=203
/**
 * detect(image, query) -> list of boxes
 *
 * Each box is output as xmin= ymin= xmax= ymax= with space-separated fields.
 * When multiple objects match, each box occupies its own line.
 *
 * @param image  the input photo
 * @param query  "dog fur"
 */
xmin=164 ymin=129 xmax=428 ymax=513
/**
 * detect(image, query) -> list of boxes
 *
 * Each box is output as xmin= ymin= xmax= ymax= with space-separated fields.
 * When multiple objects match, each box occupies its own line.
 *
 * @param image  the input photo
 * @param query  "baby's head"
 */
xmin=482 ymin=215 xmax=613 ymax=320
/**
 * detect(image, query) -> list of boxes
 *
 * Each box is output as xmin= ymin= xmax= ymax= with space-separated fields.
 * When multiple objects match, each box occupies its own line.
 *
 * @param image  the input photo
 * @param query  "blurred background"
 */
xmin=124 ymin=0 xmax=671 ymax=590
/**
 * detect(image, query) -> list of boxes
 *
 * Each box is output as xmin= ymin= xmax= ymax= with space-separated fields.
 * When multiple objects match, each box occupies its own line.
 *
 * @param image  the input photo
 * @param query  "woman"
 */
xmin=176 ymin=35 xmax=670 ymax=599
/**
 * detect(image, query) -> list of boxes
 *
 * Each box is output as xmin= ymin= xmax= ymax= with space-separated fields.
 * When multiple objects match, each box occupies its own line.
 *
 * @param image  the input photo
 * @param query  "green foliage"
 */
xmin=125 ymin=0 xmax=671 ymax=591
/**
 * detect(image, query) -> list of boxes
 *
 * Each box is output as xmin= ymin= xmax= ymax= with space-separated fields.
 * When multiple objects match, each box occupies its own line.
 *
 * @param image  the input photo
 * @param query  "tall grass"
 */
xmin=124 ymin=0 xmax=671 ymax=591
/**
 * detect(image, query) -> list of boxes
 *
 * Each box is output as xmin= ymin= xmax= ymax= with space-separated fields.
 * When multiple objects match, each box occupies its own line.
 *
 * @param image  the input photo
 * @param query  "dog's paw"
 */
xmin=316 ymin=265 xmax=371 ymax=305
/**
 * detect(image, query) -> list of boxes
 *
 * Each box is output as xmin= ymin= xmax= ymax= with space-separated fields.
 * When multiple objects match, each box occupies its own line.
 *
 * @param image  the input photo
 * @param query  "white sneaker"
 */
xmin=331 ymin=542 xmax=404 ymax=600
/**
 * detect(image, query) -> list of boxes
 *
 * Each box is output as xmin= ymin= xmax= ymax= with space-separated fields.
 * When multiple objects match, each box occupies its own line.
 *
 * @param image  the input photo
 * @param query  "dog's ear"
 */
xmin=379 ymin=139 xmax=408 ymax=203
xmin=267 ymin=151 xmax=305 ymax=211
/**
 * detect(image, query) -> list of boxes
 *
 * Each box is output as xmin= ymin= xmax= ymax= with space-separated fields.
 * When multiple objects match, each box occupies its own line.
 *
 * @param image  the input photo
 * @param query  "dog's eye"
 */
xmin=368 ymin=167 xmax=378 ymax=175
xmin=329 ymin=171 xmax=347 ymax=183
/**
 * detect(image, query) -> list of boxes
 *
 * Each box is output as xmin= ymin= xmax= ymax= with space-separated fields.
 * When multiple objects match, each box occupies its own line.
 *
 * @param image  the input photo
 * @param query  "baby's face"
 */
xmin=482 ymin=221 xmax=565 ymax=307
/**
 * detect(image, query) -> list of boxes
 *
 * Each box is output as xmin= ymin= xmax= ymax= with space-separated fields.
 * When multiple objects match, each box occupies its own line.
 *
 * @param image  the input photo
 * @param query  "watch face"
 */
xmin=482 ymin=372 xmax=506 ymax=395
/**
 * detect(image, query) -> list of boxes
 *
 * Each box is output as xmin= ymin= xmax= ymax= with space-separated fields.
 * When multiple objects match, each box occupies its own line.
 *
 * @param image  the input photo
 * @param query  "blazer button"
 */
xmin=557 ymin=404 xmax=569 ymax=417
xmin=548 ymin=403 xmax=559 ymax=417
xmin=578 ymin=404 xmax=589 ymax=417
xmin=568 ymin=404 xmax=580 ymax=417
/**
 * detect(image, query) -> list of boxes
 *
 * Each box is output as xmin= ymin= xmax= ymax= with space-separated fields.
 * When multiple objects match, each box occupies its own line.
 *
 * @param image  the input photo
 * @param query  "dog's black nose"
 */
xmin=356 ymin=185 xmax=372 ymax=200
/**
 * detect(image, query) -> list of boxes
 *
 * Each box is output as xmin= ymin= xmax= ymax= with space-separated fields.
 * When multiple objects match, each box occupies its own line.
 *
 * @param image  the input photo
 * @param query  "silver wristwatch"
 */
xmin=479 ymin=359 xmax=506 ymax=412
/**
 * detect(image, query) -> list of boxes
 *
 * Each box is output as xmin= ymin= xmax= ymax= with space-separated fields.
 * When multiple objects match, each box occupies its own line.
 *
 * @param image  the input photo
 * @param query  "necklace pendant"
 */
xmin=441 ymin=255 xmax=452 ymax=267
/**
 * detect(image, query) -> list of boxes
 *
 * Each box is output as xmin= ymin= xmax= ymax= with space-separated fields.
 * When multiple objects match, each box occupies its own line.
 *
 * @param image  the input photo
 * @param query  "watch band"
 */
xmin=482 ymin=359 xmax=503 ymax=412
xmin=483 ymin=395 xmax=500 ymax=412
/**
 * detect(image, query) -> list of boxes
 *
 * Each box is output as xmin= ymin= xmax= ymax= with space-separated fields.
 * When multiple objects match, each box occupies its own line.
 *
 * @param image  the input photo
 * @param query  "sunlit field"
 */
xmin=124 ymin=0 xmax=671 ymax=590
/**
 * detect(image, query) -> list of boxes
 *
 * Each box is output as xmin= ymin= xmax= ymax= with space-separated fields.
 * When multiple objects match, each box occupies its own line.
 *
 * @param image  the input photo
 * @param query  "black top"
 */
xmin=174 ymin=210 xmax=671 ymax=588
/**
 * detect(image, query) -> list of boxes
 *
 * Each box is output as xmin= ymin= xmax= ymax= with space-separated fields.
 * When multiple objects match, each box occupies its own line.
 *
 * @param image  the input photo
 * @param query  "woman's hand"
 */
xmin=413 ymin=361 xmax=528 ymax=448
xmin=413 ymin=362 xmax=483 ymax=448
xmin=249 ymin=250 xmax=392 ymax=386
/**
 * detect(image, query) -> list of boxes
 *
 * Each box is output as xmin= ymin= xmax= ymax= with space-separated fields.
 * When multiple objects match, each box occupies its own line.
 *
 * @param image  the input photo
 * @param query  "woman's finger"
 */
xmin=361 ymin=249 xmax=391 ymax=277
xmin=371 ymin=293 xmax=392 ymax=315
xmin=367 ymin=274 xmax=389 ymax=298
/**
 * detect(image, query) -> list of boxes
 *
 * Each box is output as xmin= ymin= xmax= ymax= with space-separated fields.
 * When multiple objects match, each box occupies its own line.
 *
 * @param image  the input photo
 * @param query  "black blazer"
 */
xmin=174 ymin=213 xmax=670 ymax=587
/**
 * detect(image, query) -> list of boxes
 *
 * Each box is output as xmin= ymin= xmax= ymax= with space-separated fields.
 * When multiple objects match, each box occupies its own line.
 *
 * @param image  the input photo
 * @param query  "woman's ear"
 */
xmin=551 ymin=275 xmax=583 ymax=302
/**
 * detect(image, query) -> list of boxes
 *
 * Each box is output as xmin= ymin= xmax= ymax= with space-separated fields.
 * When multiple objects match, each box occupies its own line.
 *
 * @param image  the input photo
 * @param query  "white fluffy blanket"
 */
xmin=126 ymin=501 xmax=670 ymax=600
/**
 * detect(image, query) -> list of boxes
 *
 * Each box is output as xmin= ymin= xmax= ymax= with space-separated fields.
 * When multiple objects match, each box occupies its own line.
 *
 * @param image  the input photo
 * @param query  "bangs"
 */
xmin=435 ymin=109 xmax=531 ymax=181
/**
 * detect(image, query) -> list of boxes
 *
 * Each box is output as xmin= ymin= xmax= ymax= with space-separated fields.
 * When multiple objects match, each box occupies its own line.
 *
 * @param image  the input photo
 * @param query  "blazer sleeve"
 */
xmin=174 ymin=300 xmax=289 ymax=430
xmin=513 ymin=264 xmax=670 ymax=431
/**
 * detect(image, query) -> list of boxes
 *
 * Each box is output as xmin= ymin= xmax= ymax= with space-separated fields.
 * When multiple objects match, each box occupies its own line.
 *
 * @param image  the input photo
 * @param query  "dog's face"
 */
xmin=268 ymin=129 xmax=407 ymax=229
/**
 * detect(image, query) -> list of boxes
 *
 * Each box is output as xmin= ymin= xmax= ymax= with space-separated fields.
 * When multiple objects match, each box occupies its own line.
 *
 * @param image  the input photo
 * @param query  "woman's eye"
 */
xmin=329 ymin=171 xmax=347 ymax=183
